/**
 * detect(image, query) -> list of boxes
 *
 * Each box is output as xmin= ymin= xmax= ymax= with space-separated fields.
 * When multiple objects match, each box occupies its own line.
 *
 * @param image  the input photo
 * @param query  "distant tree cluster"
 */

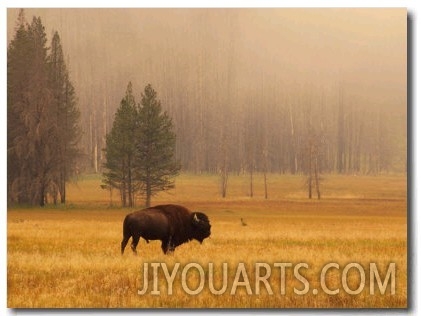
xmin=7 ymin=10 xmax=81 ymax=206
xmin=102 ymin=83 xmax=180 ymax=208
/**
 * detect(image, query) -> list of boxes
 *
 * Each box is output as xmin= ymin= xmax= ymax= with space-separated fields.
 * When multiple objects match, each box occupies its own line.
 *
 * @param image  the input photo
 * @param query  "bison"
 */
xmin=121 ymin=204 xmax=211 ymax=255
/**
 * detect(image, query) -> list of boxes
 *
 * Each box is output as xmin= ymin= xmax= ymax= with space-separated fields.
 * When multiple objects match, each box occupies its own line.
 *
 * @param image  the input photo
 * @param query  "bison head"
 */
xmin=191 ymin=212 xmax=211 ymax=243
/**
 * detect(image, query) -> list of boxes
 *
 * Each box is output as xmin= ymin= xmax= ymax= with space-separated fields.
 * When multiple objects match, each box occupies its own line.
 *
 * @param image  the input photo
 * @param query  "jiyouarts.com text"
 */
xmin=137 ymin=262 xmax=396 ymax=296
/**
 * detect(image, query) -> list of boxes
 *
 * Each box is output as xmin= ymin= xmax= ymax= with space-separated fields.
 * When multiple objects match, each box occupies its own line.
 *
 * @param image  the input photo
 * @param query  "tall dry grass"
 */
xmin=8 ymin=173 xmax=407 ymax=308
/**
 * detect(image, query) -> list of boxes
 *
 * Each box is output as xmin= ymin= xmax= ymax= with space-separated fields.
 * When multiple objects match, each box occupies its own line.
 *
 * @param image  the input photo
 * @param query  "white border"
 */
xmin=2 ymin=1 xmax=418 ymax=316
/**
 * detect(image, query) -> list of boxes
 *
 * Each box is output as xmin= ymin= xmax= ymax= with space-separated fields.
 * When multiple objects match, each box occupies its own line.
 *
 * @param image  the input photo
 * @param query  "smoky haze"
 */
xmin=7 ymin=8 xmax=407 ymax=174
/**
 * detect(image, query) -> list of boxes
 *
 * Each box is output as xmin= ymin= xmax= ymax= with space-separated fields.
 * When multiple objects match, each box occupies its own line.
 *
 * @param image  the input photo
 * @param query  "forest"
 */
xmin=7 ymin=10 xmax=80 ymax=205
xmin=7 ymin=8 xmax=407 ymax=205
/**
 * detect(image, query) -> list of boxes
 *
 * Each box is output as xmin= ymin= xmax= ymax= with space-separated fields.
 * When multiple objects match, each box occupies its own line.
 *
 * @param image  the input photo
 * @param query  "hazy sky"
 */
xmin=7 ymin=8 xmax=406 ymax=111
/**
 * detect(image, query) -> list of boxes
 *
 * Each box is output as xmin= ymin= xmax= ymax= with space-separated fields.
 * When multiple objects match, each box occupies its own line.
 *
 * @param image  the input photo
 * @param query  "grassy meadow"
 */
xmin=7 ymin=173 xmax=407 ymax=308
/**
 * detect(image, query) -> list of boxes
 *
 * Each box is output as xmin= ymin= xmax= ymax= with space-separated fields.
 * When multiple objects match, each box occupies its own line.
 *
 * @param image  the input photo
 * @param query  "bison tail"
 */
xmin=122 ymin=215 xmax=131 ymax=236
xmin=121 ymin=216 xmax=132 ymax=255
xmin=121 ymin=236 xmax=129 ymax=255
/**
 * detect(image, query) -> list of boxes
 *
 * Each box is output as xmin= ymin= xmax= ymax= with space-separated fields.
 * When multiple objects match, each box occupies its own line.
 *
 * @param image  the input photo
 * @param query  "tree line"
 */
xmin=58 ymin=10 xmax=404 ymax=179
xmin=165 ymin=83 xmax=405 ymax=176
xmin=73 ymin=34 xmax=405 ymax=179
xmin=7 ymin=10 xmax=81 ymax=206
xmin=8 ymin=10 xmax=406 ymax=206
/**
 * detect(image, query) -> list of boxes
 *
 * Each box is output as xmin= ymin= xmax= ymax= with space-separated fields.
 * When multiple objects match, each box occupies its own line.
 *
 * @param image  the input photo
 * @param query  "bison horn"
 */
xmin=194 ymin=213 xmax=199 ymax=223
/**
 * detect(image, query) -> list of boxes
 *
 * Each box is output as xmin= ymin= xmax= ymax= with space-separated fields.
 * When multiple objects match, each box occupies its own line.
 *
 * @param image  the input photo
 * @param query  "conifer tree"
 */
xmin=48 ymin=31 xmax=81 ymax=203
xmin=135 ymin=84 xmax=180 ymax=207
xmin=102 ymin=83 xmax=180 ymax=207
xmin=103 ymin=82 xmax=138 ymax=207
xmin=7 ymin=9 xmax=32 ymax=203
xmin=8 ymin=15 xmax=52 ymax=205
xmin=7 ymin=11 xmax=81 ymax=206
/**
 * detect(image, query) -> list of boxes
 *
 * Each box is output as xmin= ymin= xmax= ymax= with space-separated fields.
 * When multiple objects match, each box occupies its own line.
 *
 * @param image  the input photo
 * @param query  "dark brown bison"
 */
xmin=121 ymin=204 xmax=211 ymax=255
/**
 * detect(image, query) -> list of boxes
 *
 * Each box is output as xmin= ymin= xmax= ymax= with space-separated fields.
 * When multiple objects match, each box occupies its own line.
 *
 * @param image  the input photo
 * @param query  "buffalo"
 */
xmin=121 ymin=204 xmax=211 ymax=255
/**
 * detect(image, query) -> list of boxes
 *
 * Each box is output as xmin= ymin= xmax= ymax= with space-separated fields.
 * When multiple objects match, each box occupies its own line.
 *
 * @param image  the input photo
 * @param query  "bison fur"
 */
xmin=121 ymin=204 xmax=211 ymax=255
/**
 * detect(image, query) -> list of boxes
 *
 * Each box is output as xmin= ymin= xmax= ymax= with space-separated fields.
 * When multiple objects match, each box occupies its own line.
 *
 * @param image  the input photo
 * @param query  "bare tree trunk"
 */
xmin=89 ymin=112 xmax=93 ymax=169
xmin=218 ymin=125 xmax=229 ymax=198
xmin=93 ymin=143 xmax=98 ymax=173
xmin=221 ymin=163 xmax=228 ymax=198
xmin=146 ymin=170 xmax=152 ymax=207
xmin=60 ymin=169 xmax=66 ymax=204
xmin=100 ymin=97 xmax=107 ymax=173
xmin=128 ymin=158 xmax=133 ymax=208
xmin=121 ymin=181 xmax=126 ymax=207
xmin=146 ymin=191 xmax=151 ymax=208
xmin=39 ymin=180 xmax=46 ymax=207
xmin=263 ymin=148 xmax=269 ymax=199
xmin=337 ymin=88 xmax=345 ymax=173
xmin=308 ymin=143 xmax=312 ymax=199
xmin=109 ymin=186 xmax=113 ymax=207
xmin=249 ymin=165 xmax=253 ymax=198
xmin=263 ymin=171 xmax=268 ymax=200
xmin=347 ymin=110 xmax=353 ymax=172
xmin=314 ymin=153 xmax=321 ymax=199
xmin=288 ymin=103 xmax=298 ymax=174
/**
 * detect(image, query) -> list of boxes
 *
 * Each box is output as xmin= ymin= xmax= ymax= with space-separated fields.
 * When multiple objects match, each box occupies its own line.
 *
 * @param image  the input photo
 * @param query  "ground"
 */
xmin=7 ymin=173 xmax=407 ymax=308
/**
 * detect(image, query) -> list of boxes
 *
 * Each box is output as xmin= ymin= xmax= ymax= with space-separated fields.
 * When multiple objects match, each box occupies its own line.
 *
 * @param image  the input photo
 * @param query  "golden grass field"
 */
xmin=7 ymin=173 xmax=407 ymax=308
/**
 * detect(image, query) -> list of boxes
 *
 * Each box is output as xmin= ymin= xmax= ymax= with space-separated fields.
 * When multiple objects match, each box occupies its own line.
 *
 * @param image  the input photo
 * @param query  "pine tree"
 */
xmin=8 ymin=15 xmax=53 ymax=206
xmin=8 ymin=11 xmax=81 ymax=206
xmin=103 ymin=83 xmax=180 ymax=207
xmin=135 ymin=84 xmax=180 ymax=207
xmin=7 ymin=9 xmax=32 ymax=203
xmin=103 ymin=82 xmax=138 ymax=207
xmin=48 ymin=31 xmax=81 ymax=203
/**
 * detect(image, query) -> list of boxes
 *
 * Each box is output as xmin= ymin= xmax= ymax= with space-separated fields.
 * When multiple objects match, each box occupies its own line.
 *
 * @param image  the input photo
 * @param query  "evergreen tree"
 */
xmin=103 ymin=82 xmax=138 ymax=207
xmin=8 ymin=15 xmax=53 ymax=206
xmin=102 ymin=83 xmax=180 ymax=207
xmin=7 ymin=9 xmax=32 ymax=203
xmin=135 ymin=84 xmax=180 ymax=207
xmin=7 ymin=11 xmax=81 ymax=206
xmin=48 ymin=31 xmax=81 ymax=203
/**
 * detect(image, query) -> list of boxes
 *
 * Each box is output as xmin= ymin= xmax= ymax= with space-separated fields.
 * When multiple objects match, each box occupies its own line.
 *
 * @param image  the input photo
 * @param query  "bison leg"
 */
xmin=131 ymin=235 xmax=140 ymax=255
xmin=168 ymin=236 xmax=175 ymax=253
xmin=161 ymin=236 xmax=175 ymax=254
xmin=161 ymin=240 xmax=168 ymax=254
xmin=121 ymin=236 xmax=130 ymax=255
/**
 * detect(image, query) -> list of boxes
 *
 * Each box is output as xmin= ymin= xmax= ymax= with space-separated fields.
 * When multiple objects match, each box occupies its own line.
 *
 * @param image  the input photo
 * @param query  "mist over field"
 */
xmin=7 ymin=8 xmax=407 ymax=175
